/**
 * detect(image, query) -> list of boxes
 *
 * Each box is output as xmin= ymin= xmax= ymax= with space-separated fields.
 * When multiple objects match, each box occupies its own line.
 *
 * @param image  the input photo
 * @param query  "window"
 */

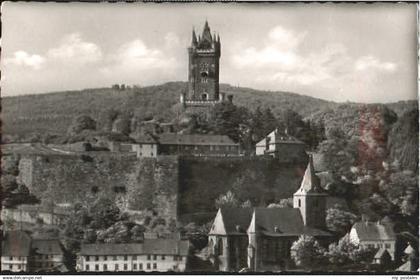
xmin=104 ymin=256 xmax=107 ymax=261
xmin=9 ymin=265 xmax=12 ymax=270
xmin=95 ymin=264 xmax=99 ymax=271
xmin=115 ymin=264 xmax=119 ymax=271
xmin=113 ymin=256 xmax=117 ymax=261
xmin=139 ymin=263 xmax=143 ymax=270
xmin=153 ymin=255 xmax=157 ymax=260
xmin=147 ymin=255 xmax=151 ymax=260
xmin=95 ymin=256 xmax=99 ymax=261
xmin=298 ymin=199 xmax=301 ymax=207
xmin=85 ymin=264 xmax=90 ymax=271
xmin=173 ymin=255 xmax=177 ymax=261
xmin=18 ymin=265 xmax=21 ymax=270
xmin=385 ymin=244 xmax=391 ymax=249
xmin=86 ymin=256 xmax=90 ymax=262
xmin=124 ymin=264 xmax=128 ymax=271
xmin=133 ymin=263 xmax=137 ymax=270
xmin=9 ymin=256 xmax=13 ymax=261
xmin=124 ymin=255 xmax=128 ymax=261
xmin=147 ymin=263 xmax=151 ymax=270
xmin=133 ymin=255 xmax=137 ymax=260
xmin=153 ymin=263 xmax=157 ymax=270
xmin=161 ymin=255 xmax=165 ymax=260
xmin=103 ymin=264 xmax=107 ymax=271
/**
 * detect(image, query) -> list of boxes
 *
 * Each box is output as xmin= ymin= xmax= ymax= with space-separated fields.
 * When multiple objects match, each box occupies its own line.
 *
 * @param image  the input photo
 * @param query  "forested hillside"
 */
xmin=2 ymin=82 xmax=415 ymax=140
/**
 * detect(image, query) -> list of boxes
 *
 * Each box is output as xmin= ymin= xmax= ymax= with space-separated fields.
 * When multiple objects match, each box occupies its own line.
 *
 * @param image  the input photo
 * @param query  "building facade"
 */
xmin=77 ymin=239 xmax=190 ymax=272
xmin=31 ymin=239 xmax=65 ymax=272
xmin=134 ymin=133 xmax=240 ymax=158
xmin=349 ymin=218 xmax=396 ymax=260
xmin=208 ymin=157 xmax=332 ymax=272
xmin=255 ymin=129 xmax=307 ymax=162
xmin=1 ymin=231 xmax=31 ymax=272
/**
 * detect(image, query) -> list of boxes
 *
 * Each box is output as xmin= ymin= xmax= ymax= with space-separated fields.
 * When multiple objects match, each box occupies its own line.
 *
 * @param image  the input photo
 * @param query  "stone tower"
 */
xmin=293 ymin=155 xmax=327 ymax=229
xmin=180 ymin=21 xmax=225 ymax=109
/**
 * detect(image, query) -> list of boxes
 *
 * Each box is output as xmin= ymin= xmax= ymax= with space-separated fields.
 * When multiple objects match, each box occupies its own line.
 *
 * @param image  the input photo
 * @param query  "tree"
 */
xmin=291 ymin=235 xmax=326 ymax=270
xmin=215 ymin=191 xmax=240 ymax=209
xmin=326 ymin=234 xmax=376 ymax=266
xmin=68 ymin=115 xmax=96 ymax=135
xmin=89 ymin=196 xmax=121 ymax=229
xmin=267 ymin=198 xmax=293 ymax=208
xmin=326 ymin=204 xmax=357 ymax=235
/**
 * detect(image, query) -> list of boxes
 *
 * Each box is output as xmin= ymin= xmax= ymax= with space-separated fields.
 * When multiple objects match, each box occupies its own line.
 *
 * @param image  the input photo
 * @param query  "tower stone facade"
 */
xmin=181 ymin=21 xmax=225 ymax=109
xmin=293 ymin=155 xmax=327 ymax=229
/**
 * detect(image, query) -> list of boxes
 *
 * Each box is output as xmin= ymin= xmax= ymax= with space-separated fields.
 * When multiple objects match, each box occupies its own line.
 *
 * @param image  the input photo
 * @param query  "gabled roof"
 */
xmin=158 ymin=133 xmax=237 ymax=146
xmin=2 ymin=231 xmax=32 ymax=257
xmin=209 ymin=208 xmax=253 ymax=236
xmin=294 ymin=155 xmax=326 ymax=195
xmin=248 ymin=208 xmax=330 ymax=237
xmin=352 ymin=221 xmax=396 ymax=241
xmin=256 ymin=129 xmax=304 ymax=147
xmin=79 ymin=239 xmax=190 ymax=256
xmin=374 ymin=247 xmax=391 ymax=259
xmin=31 ymin=239 xmax=63 ymax=255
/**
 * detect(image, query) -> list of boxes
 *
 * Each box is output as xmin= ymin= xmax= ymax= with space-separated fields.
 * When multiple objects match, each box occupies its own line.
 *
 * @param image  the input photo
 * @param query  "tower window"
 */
xmin=200 ymin=71 xmax=208 ymax=77
xmin=201 ymin=93 xmax=208 ymax=100
xmin=298 ymin=199 xmax=301 ymax=207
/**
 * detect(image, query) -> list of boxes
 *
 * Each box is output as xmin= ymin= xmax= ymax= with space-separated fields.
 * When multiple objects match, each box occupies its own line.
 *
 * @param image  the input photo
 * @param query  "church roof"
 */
xmin=294 ymin=155 xmax=325 ymax=195
xmin=217 ymin=207 xmax=254 ymax=235
xmin=352 ymin=221 xmax=396 ymax=241
xmin=248 ymin=208 xmax=330 ymax=237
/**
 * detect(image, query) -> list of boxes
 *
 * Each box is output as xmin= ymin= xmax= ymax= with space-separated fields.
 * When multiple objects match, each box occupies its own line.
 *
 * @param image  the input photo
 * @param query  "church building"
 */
xmin=208 ymin=156 xmax=332 ymax=272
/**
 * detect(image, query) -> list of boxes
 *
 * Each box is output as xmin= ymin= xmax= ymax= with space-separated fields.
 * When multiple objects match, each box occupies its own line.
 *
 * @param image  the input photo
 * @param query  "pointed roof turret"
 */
xmin=198 ymin=20 xmax=213 ymax=48
xmin=294 ymin=155 xmax=324 ymax=194
xmin=192 ymin=28 xmax=198 ymax=46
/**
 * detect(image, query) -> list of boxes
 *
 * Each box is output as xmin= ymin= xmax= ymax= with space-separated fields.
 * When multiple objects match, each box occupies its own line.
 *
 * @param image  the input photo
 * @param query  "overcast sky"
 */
xmin=2 ymin=2 xmax=417 ymax=102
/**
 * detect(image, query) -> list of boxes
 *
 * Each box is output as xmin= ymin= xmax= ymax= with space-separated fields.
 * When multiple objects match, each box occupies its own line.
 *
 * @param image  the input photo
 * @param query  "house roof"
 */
xmin=294 ymin=155 xmax=326 ymax=195
xmin=256 ymin=129 xmax=304 ymax=147
xmin=31 ymin=239 xmax=63 ymax=255
xmin=134 ymin=134 xmax=158 ymax=144
xmin=1 ymin=231 xmax=32 ymax=257
xmin=352 ymin=221 xmax=396 ymax=241
xmin=248 ymin=208 xmax=330 ymax=237
xmin=216 ymin=208 xmax=253 ymax=235
xmin=396 ymin=260 xmax=417 ymax=272
xmin=374 ymin=247 xmax=391 ymax=259
xmin=158 ymin=133 xmax=237 ymax=146
xmin=79 ymin=239 xmax=190 ymax=256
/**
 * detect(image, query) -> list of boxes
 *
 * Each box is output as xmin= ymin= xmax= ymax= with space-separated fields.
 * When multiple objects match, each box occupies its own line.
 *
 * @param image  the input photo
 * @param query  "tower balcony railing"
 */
xmin=184 ymin=100 xmax=221 ymax=106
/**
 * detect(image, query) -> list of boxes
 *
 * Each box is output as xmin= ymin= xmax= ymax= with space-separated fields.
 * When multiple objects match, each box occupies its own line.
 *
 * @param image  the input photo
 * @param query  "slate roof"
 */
xmin=1 ymin=231 xmax=32 ymax=257
xmin=79 ymin=239 xmax=190 ymax=256
xmin=158 ymin=133 xmax=237 ymax=146
xmin=294 ymin=155 xmax=325 ymax=195
xmin=31 ymin=239 xmax=63 ymax=255
xmin=249 ymin=208 xmax=330 ymax=237
xmin=352 ymin=221 xmax=396 ymax=241
xmin=256 ymin=129 xmax=304 ymax=147
xmin=218 ymin=207 xmax=253 ymax=235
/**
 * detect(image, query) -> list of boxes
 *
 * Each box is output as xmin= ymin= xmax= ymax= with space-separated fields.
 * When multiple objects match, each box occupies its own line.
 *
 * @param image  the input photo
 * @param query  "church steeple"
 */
xmin=293 ymin=154 xmax=327 ymax=229
xmin=295 ymin=155 xmax=323 ymax=194
xmin=192 ymin=28 xmax=198 ymax=46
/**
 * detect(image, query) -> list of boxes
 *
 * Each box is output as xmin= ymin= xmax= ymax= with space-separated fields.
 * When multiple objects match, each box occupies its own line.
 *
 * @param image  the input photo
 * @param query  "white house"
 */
xmin=349 ymin=218 xmax=396 ymax=260
xmin=77 ymin=239 xmax=190 ymax=272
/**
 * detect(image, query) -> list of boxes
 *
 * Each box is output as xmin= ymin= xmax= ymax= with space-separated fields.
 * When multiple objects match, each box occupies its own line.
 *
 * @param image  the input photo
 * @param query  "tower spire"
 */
xmin=192 ymin=28 xmax=198 ymax=46
xmin=296 ymin=155 xmax=322 ymax=193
